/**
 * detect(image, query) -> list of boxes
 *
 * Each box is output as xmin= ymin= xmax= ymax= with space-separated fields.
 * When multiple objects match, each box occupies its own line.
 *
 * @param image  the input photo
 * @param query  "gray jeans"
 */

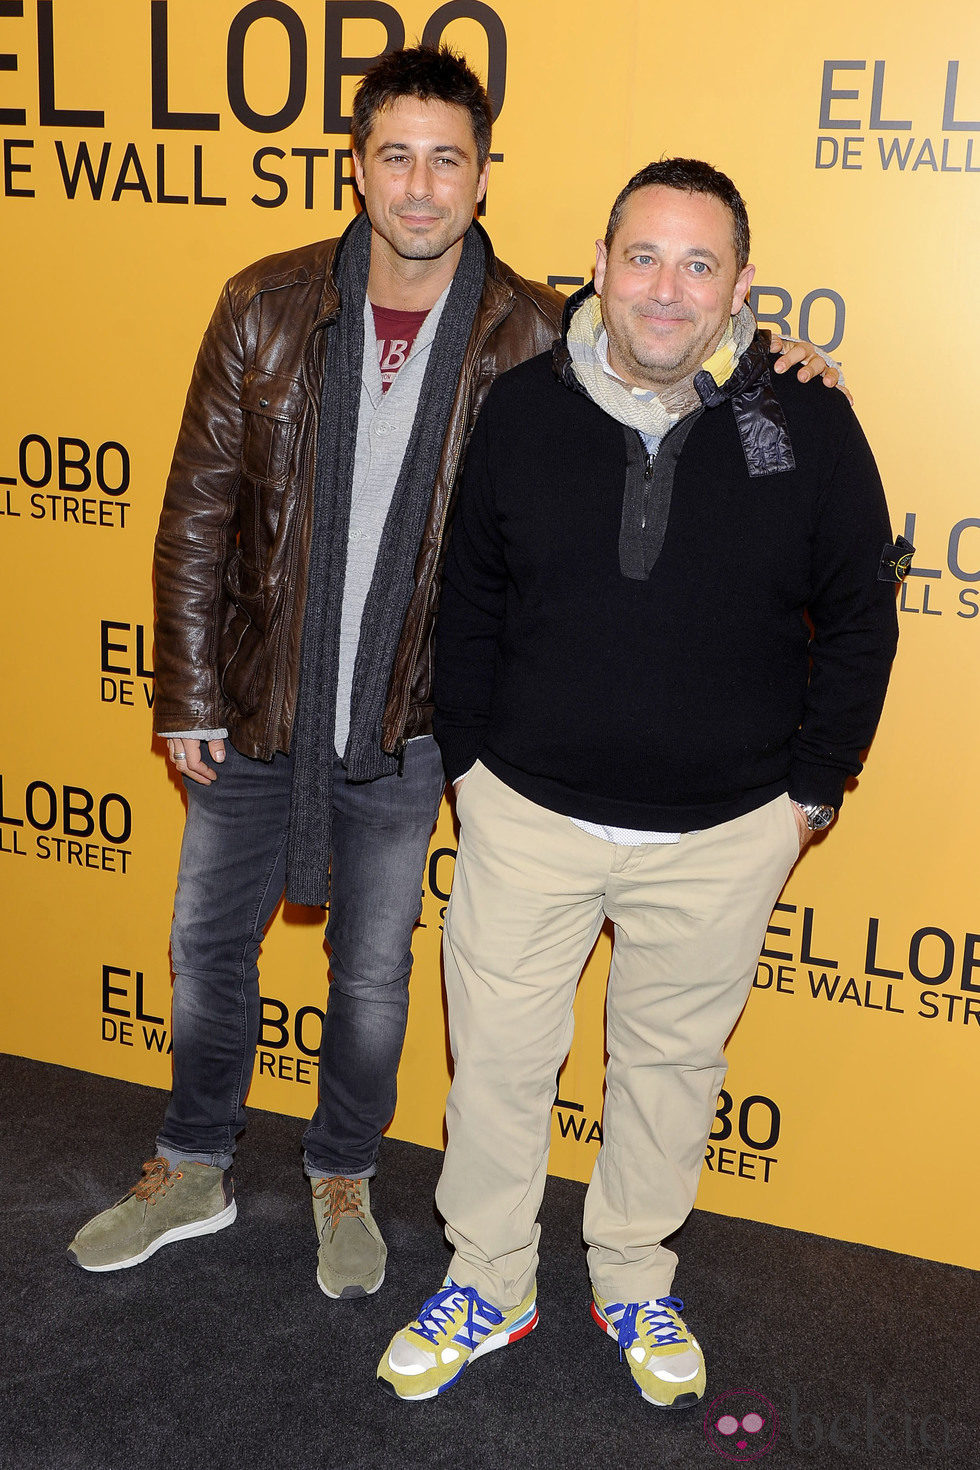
xmin=157 ymin=736 xmax=445 ymax=1178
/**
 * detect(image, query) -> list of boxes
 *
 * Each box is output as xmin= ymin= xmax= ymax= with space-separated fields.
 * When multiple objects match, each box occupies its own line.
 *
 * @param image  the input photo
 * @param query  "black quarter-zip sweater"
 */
xmin=433 ymin=338 xmax=899 ymax=831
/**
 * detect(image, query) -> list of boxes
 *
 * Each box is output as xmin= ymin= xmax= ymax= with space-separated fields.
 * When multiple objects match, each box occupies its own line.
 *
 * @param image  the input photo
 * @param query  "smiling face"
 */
xmin=353 ymin=95 xmax=490 ymax=269
xmin=593 ymin=184 xmax=755 ymax=391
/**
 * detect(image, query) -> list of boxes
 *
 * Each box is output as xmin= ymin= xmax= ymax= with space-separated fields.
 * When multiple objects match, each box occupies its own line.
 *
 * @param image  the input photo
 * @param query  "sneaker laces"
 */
xmin=311 ymin=1176 xmax=364 ymax=1230
xmin=127 ymin=1157 xmax=181 ymax=1200
xmin=617 ymin=1296 xmax=688 ymax=1355
xmin=411 ymin=1282 xmax=504 ymax=1348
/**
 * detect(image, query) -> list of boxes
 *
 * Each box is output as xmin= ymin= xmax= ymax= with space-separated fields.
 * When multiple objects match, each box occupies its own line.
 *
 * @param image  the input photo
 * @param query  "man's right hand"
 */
xmin=167 ymin=737 xmax=225 ymax=785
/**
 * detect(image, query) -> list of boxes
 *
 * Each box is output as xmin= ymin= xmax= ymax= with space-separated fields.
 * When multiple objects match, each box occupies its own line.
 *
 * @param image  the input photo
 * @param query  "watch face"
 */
xmin=794 ymin=801 xmax=836 ymax=831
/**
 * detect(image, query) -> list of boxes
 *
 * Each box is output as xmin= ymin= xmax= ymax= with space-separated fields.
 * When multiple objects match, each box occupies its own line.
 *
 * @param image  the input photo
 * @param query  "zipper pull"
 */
xmin=644 ymin=454 xmax=656 ymax=481
xmin=394 ymin=738 xmax=406 ymax=775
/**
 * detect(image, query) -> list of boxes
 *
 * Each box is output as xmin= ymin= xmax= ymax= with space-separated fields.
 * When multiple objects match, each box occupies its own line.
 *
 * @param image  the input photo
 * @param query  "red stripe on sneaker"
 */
xmin=506 ymin=1308 xmax=539 ymax=1344
xmin=590 ymin=1301 xmax=617 ymax=1339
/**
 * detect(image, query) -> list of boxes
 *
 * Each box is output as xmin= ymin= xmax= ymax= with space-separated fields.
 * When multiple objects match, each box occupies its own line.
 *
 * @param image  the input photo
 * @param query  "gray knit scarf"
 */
xmin=286 ymin=214 xmax=485 ymax=906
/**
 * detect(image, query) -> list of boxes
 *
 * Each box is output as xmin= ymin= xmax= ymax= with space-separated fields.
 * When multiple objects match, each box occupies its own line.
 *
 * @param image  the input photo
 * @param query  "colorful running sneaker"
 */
xmin=592 ymin=1291 xmax=706 ymax=1408
xmin=378 ymin=1279 xmax=538 ymax=1400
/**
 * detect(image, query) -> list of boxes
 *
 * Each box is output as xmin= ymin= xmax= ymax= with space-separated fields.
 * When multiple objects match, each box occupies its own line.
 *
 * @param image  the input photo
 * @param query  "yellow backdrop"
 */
xmin=2 ymin=0 xmax=977 ymax=1271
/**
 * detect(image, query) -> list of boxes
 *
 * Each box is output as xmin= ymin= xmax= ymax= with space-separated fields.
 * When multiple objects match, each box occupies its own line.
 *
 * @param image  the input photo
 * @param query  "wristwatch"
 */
xmin=791 ymin=801 xmax=836 ymax=832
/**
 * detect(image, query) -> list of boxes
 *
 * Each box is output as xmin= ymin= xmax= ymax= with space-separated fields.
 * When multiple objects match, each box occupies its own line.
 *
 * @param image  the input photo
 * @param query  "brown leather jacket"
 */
xmin=153 ymin=222 xmax=563 ymax=760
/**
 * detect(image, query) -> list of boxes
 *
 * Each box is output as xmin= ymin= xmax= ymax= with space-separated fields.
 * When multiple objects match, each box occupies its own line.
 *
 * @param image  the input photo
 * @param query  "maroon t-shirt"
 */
xmin=372 ymin=303 xmax=429 ymax=392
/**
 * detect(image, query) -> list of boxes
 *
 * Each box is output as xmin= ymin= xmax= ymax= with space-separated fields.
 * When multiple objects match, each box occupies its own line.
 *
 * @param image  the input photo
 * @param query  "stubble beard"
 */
xmin=619 ymin=313 xmax=726 ymax=391
xmin=621 ymin=336 xmax=698 ymax=391
xmin=393 ymin=238 xmax=453 ymax=261
xmin=388 ymin=210 xmax=462 ymax=263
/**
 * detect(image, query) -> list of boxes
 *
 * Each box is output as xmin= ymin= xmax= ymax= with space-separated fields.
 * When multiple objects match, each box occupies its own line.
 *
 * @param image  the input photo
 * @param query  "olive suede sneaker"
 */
xmin=377 ymin=1279 xmax=538 ymax=1400
xmin=312 ymin=1176 xmax=386 ymax=1298
xmin=67 ymin=1158 xmax=236 ymax=1272
xmin=591 ymin=1291 xmax=706 ymax=1408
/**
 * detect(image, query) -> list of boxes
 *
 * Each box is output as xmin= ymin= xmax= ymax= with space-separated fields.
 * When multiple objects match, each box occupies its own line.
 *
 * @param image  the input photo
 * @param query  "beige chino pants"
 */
xmin=435 ymin=761 xmax=800 ymax=1310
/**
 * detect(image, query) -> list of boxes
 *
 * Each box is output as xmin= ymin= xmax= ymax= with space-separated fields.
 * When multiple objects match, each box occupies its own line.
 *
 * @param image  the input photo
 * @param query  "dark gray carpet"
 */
xmin=0 ymin=1054 xmax=975 ymax=1469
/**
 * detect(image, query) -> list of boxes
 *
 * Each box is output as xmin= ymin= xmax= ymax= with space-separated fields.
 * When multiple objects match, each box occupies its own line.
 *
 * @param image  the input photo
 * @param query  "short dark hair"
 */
xmin=604 ymin=157 xmax=750 ymax=272
xmin=351 ymin=45 xmax=492 ymax=169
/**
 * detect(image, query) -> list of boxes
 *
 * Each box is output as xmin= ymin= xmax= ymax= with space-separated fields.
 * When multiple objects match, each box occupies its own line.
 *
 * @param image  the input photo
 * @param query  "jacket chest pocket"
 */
xmin=240 ymin=369 xmax=307 ymax=487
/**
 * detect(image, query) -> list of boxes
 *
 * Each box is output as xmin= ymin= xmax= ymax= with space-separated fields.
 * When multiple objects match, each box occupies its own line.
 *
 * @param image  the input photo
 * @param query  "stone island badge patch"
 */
xmin=878 ymin=534 xmax=915 ymax=583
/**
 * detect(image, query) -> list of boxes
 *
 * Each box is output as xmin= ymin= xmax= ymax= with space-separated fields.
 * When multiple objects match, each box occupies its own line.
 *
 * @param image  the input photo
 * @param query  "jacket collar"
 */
xmin=694 ymin=330 xmax=774 ymax=407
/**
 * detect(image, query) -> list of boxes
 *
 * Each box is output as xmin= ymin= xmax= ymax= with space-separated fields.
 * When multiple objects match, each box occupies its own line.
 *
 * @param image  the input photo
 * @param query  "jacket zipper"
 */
xmin=640 ymin=450 xmax=656 ymax=532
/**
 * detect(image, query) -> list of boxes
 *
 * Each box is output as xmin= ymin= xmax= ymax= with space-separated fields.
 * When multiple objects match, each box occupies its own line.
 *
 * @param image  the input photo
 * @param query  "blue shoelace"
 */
xmin=616 ymin=1296 xmax=687 ymax=1355
xmin=412 ymin=1282 xmax=504 ymax=1347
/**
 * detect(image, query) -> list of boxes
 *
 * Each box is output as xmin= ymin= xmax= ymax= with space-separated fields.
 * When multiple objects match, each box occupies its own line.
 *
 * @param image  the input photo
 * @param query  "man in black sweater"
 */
xmin=377 ymin=159 xmax=905 ymax=1406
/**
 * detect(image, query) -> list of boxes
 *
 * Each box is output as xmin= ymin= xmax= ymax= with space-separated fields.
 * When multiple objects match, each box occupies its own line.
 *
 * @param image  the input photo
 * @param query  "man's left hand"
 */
xmin=769 ymin=336 xmax=853 ymax=405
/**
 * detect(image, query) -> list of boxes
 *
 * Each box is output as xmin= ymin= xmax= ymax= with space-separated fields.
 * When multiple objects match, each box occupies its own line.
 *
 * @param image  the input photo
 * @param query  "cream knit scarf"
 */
xmin=566 ymin=294 xmax=757 ymax=447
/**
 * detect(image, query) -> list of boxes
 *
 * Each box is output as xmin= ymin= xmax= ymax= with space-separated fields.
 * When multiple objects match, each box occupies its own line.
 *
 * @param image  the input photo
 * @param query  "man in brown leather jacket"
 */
xmin=67 ymin=44 xmax=562 ymax=1296
xmin=67 ymin=46 xmax=837 ymax=1296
